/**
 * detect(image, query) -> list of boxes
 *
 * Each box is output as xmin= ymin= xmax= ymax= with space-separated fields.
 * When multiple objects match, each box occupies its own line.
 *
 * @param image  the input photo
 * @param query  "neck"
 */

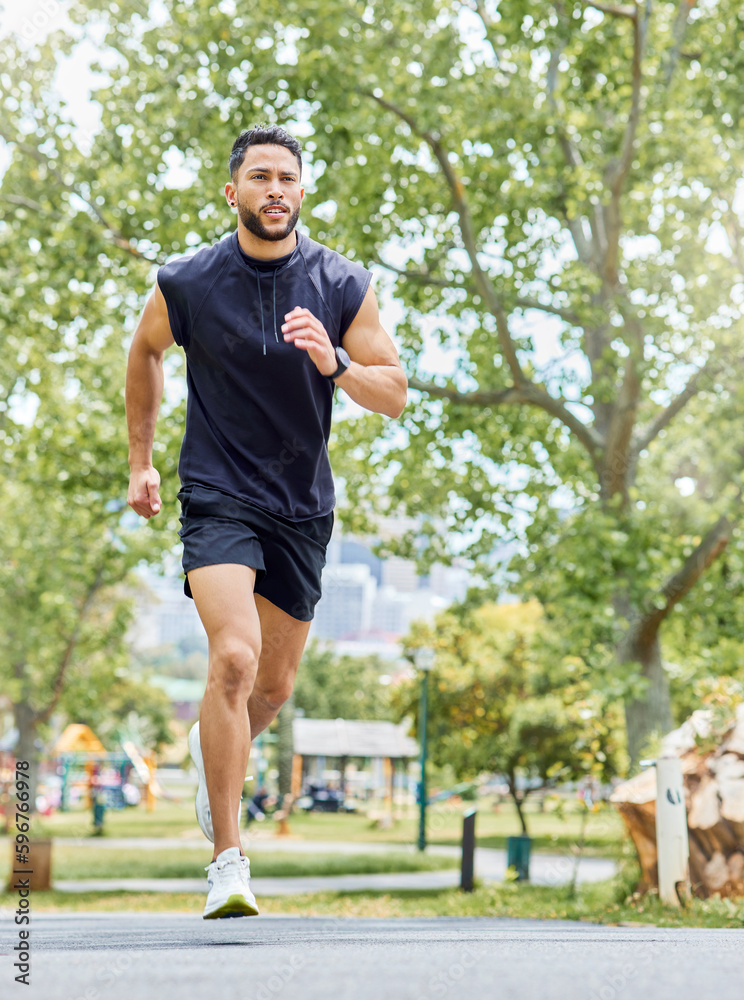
xmin=236 ymin=224 xmax=298 ymax=260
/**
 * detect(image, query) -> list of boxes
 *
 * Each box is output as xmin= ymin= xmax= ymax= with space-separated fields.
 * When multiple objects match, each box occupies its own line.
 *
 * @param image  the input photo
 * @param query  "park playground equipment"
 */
xmin=53 ymin=724 xmax=165 ymax=813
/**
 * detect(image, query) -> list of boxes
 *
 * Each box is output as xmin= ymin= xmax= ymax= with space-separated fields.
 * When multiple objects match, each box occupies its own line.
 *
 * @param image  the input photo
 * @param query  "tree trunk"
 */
xmin=276 ymin=694 xmax=295 ymax=799
xmin=622 ymin=623 xmax=673 ymax=771
xmin=508 ymin=776 xmax=529 ymax=836
xmin=13 ymin=701 xmax=40 ymax=817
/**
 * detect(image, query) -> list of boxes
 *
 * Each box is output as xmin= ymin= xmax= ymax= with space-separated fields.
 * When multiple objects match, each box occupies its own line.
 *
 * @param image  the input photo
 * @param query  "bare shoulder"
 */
xmin=131 ymin=281 xmax=175 ymax=355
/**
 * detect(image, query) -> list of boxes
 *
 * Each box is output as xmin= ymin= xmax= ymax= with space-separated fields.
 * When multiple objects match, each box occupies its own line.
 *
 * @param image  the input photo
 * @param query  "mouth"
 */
xmin=263 ymin=206 xmax=287 ymax=217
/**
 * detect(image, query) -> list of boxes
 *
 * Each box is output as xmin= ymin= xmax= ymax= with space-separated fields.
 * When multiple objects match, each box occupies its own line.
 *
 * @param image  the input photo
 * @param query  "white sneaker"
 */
xmin=203 ymin=846 xmax=259 ymax=919
xmin=188 ymin=721 xmax=245 ymax=842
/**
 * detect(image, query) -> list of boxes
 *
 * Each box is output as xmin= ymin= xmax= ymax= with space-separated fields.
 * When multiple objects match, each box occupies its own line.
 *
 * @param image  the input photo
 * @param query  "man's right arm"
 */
xmin=126 ymin=281 xmax=175 ymax=519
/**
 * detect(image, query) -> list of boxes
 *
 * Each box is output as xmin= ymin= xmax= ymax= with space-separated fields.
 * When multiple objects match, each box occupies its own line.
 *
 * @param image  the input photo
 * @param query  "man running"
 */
xmin=126 ymin=124 xmax=407 ymax=918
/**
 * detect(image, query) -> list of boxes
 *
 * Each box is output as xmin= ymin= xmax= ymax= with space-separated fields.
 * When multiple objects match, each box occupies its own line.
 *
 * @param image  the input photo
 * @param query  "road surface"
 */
xmin=2 ymin=913 xmax=742 ymax=1000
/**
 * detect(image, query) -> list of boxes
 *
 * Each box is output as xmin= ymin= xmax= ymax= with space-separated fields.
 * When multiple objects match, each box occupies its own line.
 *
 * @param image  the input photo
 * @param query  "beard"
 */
xmin=237 ymin=200 xmax=301 ymax=242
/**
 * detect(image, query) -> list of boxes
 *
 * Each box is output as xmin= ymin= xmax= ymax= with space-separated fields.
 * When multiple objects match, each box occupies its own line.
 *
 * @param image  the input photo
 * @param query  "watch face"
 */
xmin=336 ymin=346 xmax=351 ymax=367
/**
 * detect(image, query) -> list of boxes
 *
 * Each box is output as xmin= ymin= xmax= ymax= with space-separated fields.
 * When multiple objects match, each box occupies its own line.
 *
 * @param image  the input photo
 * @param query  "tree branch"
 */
xmin=2 ymin=193 xmax=64 ymax=219
xmin=664 ymin=0 xmax=698 ymax=86
xmin=602 ymin=1 xmax=651 ymax=288
xmin=10 ymin=139 xmax=162 ymax=264
xmin=514 ymin=296 xmax=583 ymax=326
xmin=374 ymin=258 xmax=470 ymax=290
xmin=633 ymin=359 xmax=714 ymax=454
xmin=408 ymin=376 xmax=603 ymax=455
xmin=584 ymin=1 xmax=638 ymax=19
xmin=36 ymin=566 xmax=105 ymax=725
xmin=363 ymin=90 xmax=527 ymax=386
xmin=635 ymin=513 xmax=734 ymax=644
xmin=375 ymin=259 xmax=583 ymax=323
xmin=546 ymin=44 xmax=597 ymax=265
xmin=598 ymin=302 xmax=645 ymax=501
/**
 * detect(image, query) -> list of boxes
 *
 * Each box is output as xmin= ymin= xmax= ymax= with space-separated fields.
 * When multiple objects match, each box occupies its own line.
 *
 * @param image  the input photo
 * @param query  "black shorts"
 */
xmin=177 ymin=484 xmax=334 ymax=622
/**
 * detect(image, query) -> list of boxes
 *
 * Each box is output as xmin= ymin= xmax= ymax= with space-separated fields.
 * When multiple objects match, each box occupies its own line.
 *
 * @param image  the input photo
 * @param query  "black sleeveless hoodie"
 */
xmin=158 ymin=230 xmax=371 ymax=520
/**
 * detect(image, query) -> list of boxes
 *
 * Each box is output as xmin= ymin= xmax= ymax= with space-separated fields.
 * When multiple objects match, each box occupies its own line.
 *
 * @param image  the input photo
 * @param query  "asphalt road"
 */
xmin=2 ymin=913 xmax=743 ymax=1000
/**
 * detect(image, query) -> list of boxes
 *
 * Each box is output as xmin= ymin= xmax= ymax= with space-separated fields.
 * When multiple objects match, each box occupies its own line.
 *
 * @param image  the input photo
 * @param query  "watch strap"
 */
xmin=330 ymin=347 xmax=350 ymax=380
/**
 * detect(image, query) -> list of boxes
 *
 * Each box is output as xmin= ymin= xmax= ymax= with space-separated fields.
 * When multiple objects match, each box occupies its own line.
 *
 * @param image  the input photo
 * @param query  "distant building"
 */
xmin=127 ymin=512 xmax=478 ymax=653
xmin=312 ymin=563 xmax=377 ymax=639
xmin=370 ymin=585 xmax=409 ymax=634
xmin=429 ymin=563 xmax=470 ymax=602
xmin=380 ymin=556 xmax=419 ymax=593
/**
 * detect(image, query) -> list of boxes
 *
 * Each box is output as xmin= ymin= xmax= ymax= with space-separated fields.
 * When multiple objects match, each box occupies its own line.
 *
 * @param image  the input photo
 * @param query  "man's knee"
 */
xmin=252 ymin=675 xmax=295 ymax=715
xmin=209 ymin=636 xmax=261 ymax=702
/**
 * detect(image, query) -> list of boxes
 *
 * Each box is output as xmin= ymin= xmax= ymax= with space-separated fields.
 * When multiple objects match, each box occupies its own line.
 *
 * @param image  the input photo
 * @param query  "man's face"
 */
xmin=228 ymin=144 xmax=304 ymax=242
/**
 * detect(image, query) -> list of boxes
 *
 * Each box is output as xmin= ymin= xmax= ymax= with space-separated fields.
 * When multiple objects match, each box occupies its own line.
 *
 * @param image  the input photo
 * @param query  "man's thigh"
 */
xmin=254 ymin=593 xmax=312 ymax=685
xmin=187 ymin=563 xmax=261 ymax=648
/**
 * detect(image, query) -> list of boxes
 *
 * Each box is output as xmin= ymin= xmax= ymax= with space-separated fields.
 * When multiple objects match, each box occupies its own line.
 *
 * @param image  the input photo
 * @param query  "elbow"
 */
xmin=129 ymin=338 xmax=165 ymax=369
xmin=392 ymin=398 xmax=407 ymax=420
xmin=386 ymin=382 xmax=408 ymax=419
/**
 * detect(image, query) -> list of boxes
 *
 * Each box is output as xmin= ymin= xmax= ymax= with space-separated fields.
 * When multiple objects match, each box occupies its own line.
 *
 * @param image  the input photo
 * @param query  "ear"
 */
xmin=225 ymin=181 xmax=237 ymax=206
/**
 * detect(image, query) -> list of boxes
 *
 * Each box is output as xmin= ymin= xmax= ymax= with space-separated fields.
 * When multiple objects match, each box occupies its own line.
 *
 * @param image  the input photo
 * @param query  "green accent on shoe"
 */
xmin=203 ymin=893 xmax=260 ymax=920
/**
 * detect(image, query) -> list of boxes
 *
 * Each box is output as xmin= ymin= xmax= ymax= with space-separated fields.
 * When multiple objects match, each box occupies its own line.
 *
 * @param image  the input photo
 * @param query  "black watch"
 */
xmin=329 ymin=346 xmax=351 ymax=380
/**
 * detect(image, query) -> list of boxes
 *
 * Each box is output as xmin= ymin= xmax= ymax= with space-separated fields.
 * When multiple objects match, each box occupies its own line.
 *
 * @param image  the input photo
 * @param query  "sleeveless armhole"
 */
xmin=157 ymin=264 xmax=188 ymax=350
xmin=157 ymin=251 xmax=232 ymax=353
xmin=189 ymin=255 xmax=233 ymax=333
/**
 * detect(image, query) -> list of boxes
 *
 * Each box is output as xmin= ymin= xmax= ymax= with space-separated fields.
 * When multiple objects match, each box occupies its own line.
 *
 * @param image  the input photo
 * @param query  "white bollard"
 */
xmin=655 ymin=756 xmax=691 ymax=906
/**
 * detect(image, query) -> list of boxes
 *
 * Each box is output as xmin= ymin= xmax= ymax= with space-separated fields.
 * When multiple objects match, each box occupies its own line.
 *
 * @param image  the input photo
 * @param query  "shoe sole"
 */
xmin=188 ymin=723 xmax=214 ymax=842
xmin=203 ymin=893 xmax=260 ymax=920
xmin=189 ymin=722 xmax=245 ymax=843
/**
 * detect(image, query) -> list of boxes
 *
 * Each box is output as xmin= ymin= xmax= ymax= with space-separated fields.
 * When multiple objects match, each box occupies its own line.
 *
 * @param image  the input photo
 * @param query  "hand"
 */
xmin=281 ymin=307 xmax=337 ymax=376
xmin=127 ymin=465 xmax=162 ymax=519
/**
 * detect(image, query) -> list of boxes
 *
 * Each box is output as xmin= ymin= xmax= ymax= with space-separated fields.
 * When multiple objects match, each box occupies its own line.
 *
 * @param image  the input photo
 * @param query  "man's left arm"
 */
xmin=281 ymin=287 xmax=407 ymax=418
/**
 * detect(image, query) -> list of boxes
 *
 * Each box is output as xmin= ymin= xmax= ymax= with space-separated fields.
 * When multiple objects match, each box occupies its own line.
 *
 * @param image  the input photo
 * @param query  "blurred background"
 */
xmin=2 ymin=0 xmax=744 ymax=922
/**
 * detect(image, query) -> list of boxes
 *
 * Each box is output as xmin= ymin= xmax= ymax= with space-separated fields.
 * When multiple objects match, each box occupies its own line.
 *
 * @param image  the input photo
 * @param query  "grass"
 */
xmin=49 ymin=847 xmax=455 ymax=880
xmin=4 ymin=863 xmax=743 ymax=927
xmin=10 ymin=797 xmax=625 ymax=858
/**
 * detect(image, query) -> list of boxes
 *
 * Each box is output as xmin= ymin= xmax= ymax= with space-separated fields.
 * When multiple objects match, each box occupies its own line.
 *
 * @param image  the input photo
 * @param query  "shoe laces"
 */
xmin=206 ymin=854 xmax=251 ymax=883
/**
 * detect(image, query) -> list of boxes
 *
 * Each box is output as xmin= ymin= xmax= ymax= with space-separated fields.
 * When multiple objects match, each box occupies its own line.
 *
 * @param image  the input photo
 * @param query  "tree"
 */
xmin=14 ymin=0 xmax=744 ymax=767
xmin=246 ymin=0 xmax=744 ymax=764
xmin=293 ymin=639 xmax=394 ymax=721
xmin=0 ymin=25 xmax=183 ymax=807
xmin=396 ymin=601 xmax=625 ymax=833
xmin=58 ymin=645 xmax=175 ymax=754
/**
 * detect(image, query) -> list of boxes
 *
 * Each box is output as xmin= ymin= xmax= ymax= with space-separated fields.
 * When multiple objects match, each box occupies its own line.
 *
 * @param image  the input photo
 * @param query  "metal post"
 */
xmin=417 ymin=668 xmax=429 ymax=852
xmin=461 ymin=808 xmax=476 ymax=892
xmin=655 ymin=756 xmax=690 ymax=906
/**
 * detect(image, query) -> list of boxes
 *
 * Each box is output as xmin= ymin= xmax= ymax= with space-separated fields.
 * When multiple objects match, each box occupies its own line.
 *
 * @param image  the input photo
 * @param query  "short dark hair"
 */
xmin=229 ymin=125 xmax=303 ymax=179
